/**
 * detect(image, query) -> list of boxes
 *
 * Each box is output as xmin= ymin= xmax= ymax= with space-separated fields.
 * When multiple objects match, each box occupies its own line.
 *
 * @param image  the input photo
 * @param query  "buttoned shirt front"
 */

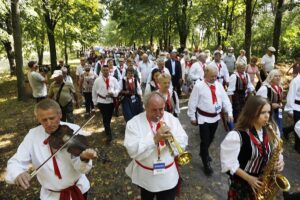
xmin=208 ymin=60 xmax=230 ymax=84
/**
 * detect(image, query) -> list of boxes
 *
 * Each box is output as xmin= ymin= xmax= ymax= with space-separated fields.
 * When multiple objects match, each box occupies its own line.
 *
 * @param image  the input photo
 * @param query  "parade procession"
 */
xmin=0 ymin=0 xmax=300 ymax=200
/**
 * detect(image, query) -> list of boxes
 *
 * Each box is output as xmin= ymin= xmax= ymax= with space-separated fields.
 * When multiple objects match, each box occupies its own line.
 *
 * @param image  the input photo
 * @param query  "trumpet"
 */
xmin=159 ymin=121 xmax=192 ymax=166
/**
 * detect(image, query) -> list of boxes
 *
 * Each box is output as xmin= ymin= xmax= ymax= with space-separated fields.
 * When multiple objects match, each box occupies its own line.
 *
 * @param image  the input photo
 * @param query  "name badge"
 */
xmin=131 ymin=95 xmax=136 ymax=103
xmin=215 ymin=103 xmax=221 ymax=113
xmin=278 ymin=108 xmax=283 ymax=119
xmin=153 ymin=159 xmax=166 ymax=175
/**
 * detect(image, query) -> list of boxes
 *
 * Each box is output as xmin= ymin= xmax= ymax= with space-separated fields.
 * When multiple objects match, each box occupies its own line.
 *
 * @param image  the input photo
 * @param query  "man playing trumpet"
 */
xmin=124 ymin=92 xmax=188 ymax=200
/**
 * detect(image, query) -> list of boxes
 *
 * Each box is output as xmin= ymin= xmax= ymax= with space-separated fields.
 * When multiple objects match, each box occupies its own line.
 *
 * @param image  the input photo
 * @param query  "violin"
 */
xmin=49 ymin=125 xmax=89 ymax=157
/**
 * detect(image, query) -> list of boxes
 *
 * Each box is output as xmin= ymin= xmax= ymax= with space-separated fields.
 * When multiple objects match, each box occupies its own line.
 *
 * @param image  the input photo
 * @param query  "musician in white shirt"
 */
xmin=5 ymin=99 xmax=97 ymax=200
xmin=284 ymin=69 xmax=300 ymax=153
xmin=92 ymin=65 xmax=120 ymax=143
xmin=124 ymin=92 xmax=188 ymax=200
xmin=188 ymin=65 xmax=233 ymax=176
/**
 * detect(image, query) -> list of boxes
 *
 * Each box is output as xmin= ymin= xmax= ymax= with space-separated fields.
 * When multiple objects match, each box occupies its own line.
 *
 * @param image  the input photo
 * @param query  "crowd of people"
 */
xmin=5 ymin=45 xmax=300 ymax=199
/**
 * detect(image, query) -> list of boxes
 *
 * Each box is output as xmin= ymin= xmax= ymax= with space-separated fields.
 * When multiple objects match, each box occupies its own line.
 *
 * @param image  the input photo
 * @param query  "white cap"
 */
xmin=191 ymin=56 xmax=197 ymax=60
xmin=228 ymin=46 xmax=234 ymax=50
xmin=214 ymin=50 xmax=221 ymax=55
xmin=51 ymin=70 xmax=63 ymax=79
xmin=171 ymin=49 xmax=177 ymax=54
xmin=268 ymin=46 xmax=276 ymax=52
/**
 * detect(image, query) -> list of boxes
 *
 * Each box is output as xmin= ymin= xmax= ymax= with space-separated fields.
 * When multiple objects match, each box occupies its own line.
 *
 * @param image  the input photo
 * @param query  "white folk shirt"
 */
xmin=227 ymin=72 xmax=254 ymax=96
xmin=208 ymin=60 xmax=229 ymax=84
xmin=92 ymin=75 xmax=120 ymax=105
xmin=5 ymin=122 xmax=92 ymax=200
xmin=295 ymin=120 xmax=300 ymax=138
xmin=285 ymin=74 xmax=300 ymax=114
xmin=188 ymin=62 xmax=205 ymax=82
xmin=124 ymin=112 xmax=188 ymax=192
xmin=261 ymin=54 xmax=275 ymax=72
xmin=187 ymin=80 xmax=233 ymax=124
xmin=220 ymin=129 xmax=282 ymax=175
xmin=138 ymin=60 xmax=154 ymax=84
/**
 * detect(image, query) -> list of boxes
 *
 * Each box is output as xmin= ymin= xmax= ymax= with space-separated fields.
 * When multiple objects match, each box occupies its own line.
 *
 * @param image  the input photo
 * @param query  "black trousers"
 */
xmin=294 ymin=110 xmax=300 ymax=150
xmin=140 ymin=184 xmax=177 ymax=200
xmin=83 ymin=92 xmax=94 ymax=113
xmin=199 ymin=121 xmax=219 ymax=164
xmin=98 ymin=103 xmax=114 ymax=138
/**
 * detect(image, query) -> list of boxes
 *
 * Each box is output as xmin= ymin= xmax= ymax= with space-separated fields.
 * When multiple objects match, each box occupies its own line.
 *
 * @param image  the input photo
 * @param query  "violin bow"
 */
xmin=30 ymin=114 xmax=96 ymax=179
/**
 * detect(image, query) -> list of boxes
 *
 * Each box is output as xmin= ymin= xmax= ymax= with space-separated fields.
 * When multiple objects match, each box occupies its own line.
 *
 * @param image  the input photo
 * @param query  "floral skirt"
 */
xmin=228 ymin=176 xmax=255 ymax=200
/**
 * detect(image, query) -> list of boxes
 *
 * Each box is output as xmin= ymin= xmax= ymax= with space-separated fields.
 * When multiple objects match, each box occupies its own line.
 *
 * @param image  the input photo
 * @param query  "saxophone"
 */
xmin=255 ymin=124 xmax=290 ymax=200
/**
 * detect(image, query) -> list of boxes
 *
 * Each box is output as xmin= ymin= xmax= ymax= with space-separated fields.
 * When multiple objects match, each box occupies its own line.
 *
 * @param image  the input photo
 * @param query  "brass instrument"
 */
xmin=255 ymin=124 xmax=290 ymax=200
xmin=159 ymin=121 xmax=192 ymax=166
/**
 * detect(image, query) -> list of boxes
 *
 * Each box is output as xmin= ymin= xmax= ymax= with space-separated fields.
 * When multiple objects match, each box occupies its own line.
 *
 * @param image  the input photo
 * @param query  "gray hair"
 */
xmin=235 ymin=62 xmax=247 ymax=69
xmin=156 ymin=57 xmax=165 ymax=63
xmin=263 ymin=69 xmax=281 ymax=86
xmin=34 ymin=99 xmax=61 ymax=116
xmin=204 ymin=65 xmax=218 ymax=75
xmin=144 ymin=92 xmax=166 ymax=108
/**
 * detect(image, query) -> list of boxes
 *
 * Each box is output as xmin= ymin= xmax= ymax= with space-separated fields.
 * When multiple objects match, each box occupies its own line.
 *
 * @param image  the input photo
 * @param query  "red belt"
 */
xmin=48 ymin=181 xmax=84 ymax=200
xmin=295 ymin=100 xmax=300 ymax=105
xmin=196 ymin=108 xmax=219 ymax=117
xmin=135 ymin=160 xmax=174 ymax=171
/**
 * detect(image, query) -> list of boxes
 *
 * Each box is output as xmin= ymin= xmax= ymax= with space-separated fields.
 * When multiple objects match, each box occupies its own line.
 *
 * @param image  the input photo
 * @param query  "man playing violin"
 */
xmin=5 ymin=99 xmax=97 ymax=200
xmin=124 ymin=92 xmax=188 ymax=200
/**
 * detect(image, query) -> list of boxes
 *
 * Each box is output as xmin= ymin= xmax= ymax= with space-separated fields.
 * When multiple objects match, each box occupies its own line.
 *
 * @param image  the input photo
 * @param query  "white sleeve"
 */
xmin=124 ymin=121 xmax=157 ymax=160
xmin=32 ymin=72 xmax=45 ymax=82
xmin=223 ymin=64 xmax=230 ymax=83
xmin=172 ymin=117 xmax=188 ymax=150
xmin=92 ymin=78 xmax=99 ymax=105
xmin=284 ymin=80 xmax=296 ymax=113
xmin=220 ymin=131 xmax=241 ymax=175
xmin=174 ymin=91 xmax=180 ymax=114
xmin=295 ymin=121 xmax=300 ymax=138
xmin=188 ymin=64 xmax=198 ymax=81
xmin=261 ymin=56 xmax=266 ymax=65
xmin=112 ymin=78 xmax=120 ymax=97
xmin=72 ymin=157 xmax=92 ymax=174
xmin=220 ymin=85 xmax=233 ymax=117
xmin=137 ymin=81 xmax=142 ymax=96
xmin=246 ymin=73 xmax=255 ymax=92
xmin=144 ymin=83 xmax=151 ymax=98
xmin=256 ymin=85 xmax=268 ymax=98
xmin=227 ymin=74 xmax=237 ymax=96
xmin=5 ymin=132 xmax=33 ymax=184
xmin=187 ymin=83 xmax=200 ymax=121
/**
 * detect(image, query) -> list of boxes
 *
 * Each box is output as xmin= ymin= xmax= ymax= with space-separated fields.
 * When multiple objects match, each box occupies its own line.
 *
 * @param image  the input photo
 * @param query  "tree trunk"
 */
xmin=2 ymin=41 xmax=15 ymax=76
xmin=37 ymin=46 xmax=44 ymax=66
xmin=244 ymin=0 xmax=252 ymax=62
xmin=63 ymin=24 xmax=68 ymax=64
xmin=227 ymin=0 xmax=236 ymax=37
xmin=272 ymin=0 xmax=284 ymax=62
xmin=43 ymin=0 xmax=57 ymax=72
xmin=11 ymin=0 xmax=26 ymax=101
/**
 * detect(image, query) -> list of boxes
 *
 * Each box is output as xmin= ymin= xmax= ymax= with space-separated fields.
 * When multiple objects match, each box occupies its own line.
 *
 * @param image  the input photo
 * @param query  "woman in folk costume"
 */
xmin=157 ymin=73 xmax=180 ymax=117
xmin=120 ymin=67 xmax=144 ymax=122
xmin=227 ymin=62 xmax=255 ymax=122
xmin=144 ymin=68 xmax=161 ymax=98
xmin=221 ymin=96 xmax=285 ymax=200
xmin=257 ymin=69 xmax=284 ymax=136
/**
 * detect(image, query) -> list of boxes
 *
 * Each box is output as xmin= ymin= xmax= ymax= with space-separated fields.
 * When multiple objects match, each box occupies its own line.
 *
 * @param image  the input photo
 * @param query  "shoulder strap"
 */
xmin=267 ymin=86 xmax=271 ymax=100
xmin=55 ymin=82 xmax=65 ymax=102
